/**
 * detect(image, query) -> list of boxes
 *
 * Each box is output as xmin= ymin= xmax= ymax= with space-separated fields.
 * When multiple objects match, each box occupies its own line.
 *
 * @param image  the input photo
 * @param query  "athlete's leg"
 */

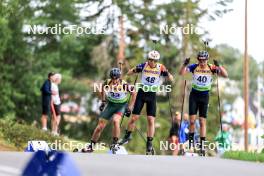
xmin=199 ymin=117 xmax=206 ymax=138
xmin=147 ymin=116 xmax=155 ymax=137
xmin=198 ymin=94 xmax=209 ymax=155
xmin=91 ymin=118 xmax=108 ymax=142
xmin=112 ymin=114 xmax=122 ymax=141
xmin=145 ymin=93 xmax=156 ymax=153
xmin=188 ymin=91 xmax=198 ymax=149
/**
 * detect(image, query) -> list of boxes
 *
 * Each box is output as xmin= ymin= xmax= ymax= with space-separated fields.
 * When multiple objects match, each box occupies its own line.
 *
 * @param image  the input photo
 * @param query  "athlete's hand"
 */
xmin=213 ymin=59 xmax=220 ymax=67
xmin=183 ymin=58 xmax=190 ymax=66
xmin=124 ymin=106 xmax=131 ymax=117
xmin=99 ymin=101 xmax=106 ymax=111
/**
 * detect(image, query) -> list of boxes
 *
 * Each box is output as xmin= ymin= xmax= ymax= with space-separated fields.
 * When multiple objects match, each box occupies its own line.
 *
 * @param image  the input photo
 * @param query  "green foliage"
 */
xmin=0 ymin=119 xmax=65 ymax=149
xmin=216 ymin=44 xmax=260 ymax=96
xmin=0 ymin=0 xmax=241 ymax=154
xmin=223 ymin=151 xmax=264 ymax=163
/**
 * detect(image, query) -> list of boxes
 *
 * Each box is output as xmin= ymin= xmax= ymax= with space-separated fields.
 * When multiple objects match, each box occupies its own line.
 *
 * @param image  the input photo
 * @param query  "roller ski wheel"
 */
xmin=199 ymin=149 xmax=206 ymax=157
xmin=146 ymin=148 xmax=155 ymax=155
xmin=110 ymin=144 xmax=120 ymax=154
xmin=73 ymin=148 xmax=79 ymax=152
xmin=77 ymin=144 xmax=94 ymax=153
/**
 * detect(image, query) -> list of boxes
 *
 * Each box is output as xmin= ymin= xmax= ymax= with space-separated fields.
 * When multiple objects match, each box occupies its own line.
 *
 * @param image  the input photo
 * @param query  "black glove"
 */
xmin=183 ymin=58 xmax=190 ymax=66
xmin=213 ymin=59 xmax=220 ymax=67
xmin=99 ymin=101 xmax=106 ymax=111
xmin=124 ymin=107 xmax=131 ymax=117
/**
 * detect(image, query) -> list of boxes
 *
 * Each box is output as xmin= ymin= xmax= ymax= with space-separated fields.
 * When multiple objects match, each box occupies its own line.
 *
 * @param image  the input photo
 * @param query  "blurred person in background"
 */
xmin=169 ymin=112 xmax=181 ymax=155
xmin=51 ymin=73 xmax=62 ymax=136
xmin=40 ymin=72 xmax=55 ymax=131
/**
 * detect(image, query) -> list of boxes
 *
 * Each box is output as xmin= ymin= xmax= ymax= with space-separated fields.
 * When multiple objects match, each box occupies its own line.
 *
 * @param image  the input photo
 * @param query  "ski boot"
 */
xmin=110 ymin=143 xmax=120 ymax=154
xmin=80 ymin=144 xmax=94 ymax=153
xmin=146 ymin=141 xmax=155 ymax=155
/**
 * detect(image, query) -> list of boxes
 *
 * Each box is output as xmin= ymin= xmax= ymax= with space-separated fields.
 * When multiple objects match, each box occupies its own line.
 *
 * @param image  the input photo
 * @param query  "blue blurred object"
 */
xmin=22 ymin=150 xmax=81 ymax=176
xmin=179 ymin=120 xmax=190 ymax=143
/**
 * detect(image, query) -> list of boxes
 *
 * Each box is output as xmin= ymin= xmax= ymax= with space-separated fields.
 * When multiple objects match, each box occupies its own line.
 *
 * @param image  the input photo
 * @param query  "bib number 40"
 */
xmin=197 ymin=76 xmax=207 ymax=83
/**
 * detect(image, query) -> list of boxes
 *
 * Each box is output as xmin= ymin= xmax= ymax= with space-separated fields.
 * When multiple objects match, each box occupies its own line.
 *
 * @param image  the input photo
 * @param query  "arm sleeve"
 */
xmin=133 ymin=63 xmax=145 ymax=73
xmin=187 ymin=64 xmax=197 ymax=73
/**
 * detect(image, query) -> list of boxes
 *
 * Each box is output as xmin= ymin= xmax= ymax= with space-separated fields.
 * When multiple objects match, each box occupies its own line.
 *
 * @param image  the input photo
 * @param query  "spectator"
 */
xmin=51 ymin=73 xmax=62 ymax=136
xmin=178 ymin=113 xmax=190 ymax=155
xmin=40 ymin=72 xmax=55 ymax=131
xmin=169 ymin=112 xmax=181 ymax=155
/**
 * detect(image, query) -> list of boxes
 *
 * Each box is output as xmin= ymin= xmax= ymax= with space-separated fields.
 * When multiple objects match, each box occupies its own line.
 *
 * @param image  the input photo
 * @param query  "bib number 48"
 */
xmin=146 ymin=77 xmax=156 ymax=83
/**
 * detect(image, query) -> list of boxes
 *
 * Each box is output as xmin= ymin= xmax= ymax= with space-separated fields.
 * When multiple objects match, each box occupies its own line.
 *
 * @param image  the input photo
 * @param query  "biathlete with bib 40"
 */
xmin=120 ymin=50 xmax=174 ymax=155
xmin=179 ymin=50 xmax=228 ymax=156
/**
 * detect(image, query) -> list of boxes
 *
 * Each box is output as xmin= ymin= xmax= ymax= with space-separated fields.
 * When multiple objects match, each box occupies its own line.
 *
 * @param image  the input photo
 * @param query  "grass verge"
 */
xmin=223 ymin=151 xmax=264 ymax=163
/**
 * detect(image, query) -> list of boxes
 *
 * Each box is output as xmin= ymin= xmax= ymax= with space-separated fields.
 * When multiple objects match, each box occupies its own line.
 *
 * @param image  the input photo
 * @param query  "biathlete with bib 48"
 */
xmin=179 ymin=50 xmax=228 ymax=156
xmin=120 ymin=50 xmax=174 ymax=155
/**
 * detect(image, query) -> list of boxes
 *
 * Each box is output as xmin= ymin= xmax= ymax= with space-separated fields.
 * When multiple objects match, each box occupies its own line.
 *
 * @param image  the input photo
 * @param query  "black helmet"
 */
xmin=110 ymin=68 xmax=121 ymax=79
xmin=197 ymin=51 xmax=209 ymax=59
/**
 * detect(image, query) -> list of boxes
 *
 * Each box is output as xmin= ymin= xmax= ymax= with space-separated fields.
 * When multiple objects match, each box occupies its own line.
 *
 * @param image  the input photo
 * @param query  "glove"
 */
xmin=213 ymin=59 xmax=220 ymax=67
xmin=99 ymin=101 xmax=106 ymax=111
xmin=124 ymin=106 xmax=131 ymax=117
xmin=183 ymin=58 xmax=190 ymax=66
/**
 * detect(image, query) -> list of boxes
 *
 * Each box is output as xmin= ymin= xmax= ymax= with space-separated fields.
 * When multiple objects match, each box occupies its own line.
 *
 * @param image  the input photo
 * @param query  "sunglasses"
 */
xmin=198 ymin=59 xmax=207 ymax=62
xmin=148 ymin=59 xmax=157 ymax=62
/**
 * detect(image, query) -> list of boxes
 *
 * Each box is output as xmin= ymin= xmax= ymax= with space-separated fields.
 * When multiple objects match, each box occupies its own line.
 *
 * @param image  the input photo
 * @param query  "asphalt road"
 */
xmin=0 ymin=152 xmax=263 ymax=176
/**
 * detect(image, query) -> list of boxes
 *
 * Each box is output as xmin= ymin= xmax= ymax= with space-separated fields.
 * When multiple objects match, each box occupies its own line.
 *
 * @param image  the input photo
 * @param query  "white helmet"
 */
xmin=148 ymin=50 xmax=160 ymax=60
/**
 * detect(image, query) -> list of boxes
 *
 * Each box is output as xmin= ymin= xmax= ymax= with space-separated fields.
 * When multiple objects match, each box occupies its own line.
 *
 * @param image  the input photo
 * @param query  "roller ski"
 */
xmin=73 ymin=143 xmax=94 ymax=153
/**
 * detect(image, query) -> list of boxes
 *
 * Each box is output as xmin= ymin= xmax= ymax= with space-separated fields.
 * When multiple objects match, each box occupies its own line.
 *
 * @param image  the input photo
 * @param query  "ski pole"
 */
xmin=167 ymin=85 xmax=174 ymax=124
xmin=179 ymin=80 xmax=187 ymax=136
xmin=120 ymin=74 xmax=138 ymax=128
xmin=216 ymin=73 xmax=223 ymax=135
xmin=135 ymin=126 xmax=147 ymax=143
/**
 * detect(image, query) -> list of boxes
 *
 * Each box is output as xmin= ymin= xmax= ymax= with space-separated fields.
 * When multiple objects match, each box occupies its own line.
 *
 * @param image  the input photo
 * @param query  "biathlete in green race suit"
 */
xmin=179 ymin=51 xmax=228 ymax=156
xmin=82 ymin=68 xmax=136 ymax=153
xmin=120 ymin=50 xmax=174 ymax=154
